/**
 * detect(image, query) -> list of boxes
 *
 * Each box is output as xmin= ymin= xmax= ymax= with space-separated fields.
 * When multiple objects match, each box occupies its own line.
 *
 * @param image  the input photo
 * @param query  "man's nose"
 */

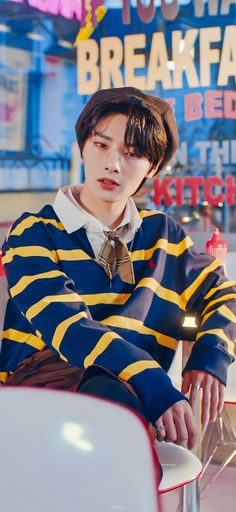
xmin=105 ymin=149 xmax=121 ymax=173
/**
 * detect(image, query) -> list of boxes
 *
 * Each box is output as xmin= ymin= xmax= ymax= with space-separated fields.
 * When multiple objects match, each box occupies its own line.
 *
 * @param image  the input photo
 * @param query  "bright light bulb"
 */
xmin=0 ymin=24 xmax=11 ymax=33
xmin=58 ymin=39 xmax=73 ymax=49
xmin=27 ymin=32 xmax=44 ymax=41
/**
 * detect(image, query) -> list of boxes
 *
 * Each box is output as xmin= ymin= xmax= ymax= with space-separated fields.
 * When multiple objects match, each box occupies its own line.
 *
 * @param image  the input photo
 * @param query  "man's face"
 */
xmin=81 ymin=114 xmax=155 ymax=205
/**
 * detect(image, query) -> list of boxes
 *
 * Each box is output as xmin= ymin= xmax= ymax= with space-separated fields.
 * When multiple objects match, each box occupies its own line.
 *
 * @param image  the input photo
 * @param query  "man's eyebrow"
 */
xmin=94 ymin=131 xmax=113 ymax=141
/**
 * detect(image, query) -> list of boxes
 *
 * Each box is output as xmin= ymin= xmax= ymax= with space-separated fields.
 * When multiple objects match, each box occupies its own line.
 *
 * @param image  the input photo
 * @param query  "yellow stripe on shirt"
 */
xmin=0 ymin=372 xmax=8 ymax=383
xmin=100 ymin=315 xmax=178 ymax=350
xmin=3 ymin=328 xmax=46 ymax=350
xmin=196 ymin=328 xmax=235 ymax=357
xmin=181 ymin=259 xmax=223 ymax=307
xmin=131 ymin=236 xmax=193 ymax=262
xmin=26 ymin=293 xmax=83 ymax=321
xmin=119 ymin=360 xmax=160 ymax=381
xmin=80 ymin=292 xmax=131 ymax=306
xmin=204 ymin=281 xmax=236 ymax=300
xmin=10 ymin=270 xmax=66 ymax=298
xmin=202 ymin=294 xmax=236 ymax=316
xmin=201 ymin=304 xmax=236 ymax=326
xmin=8 ymin=216 xmax=65 ymax=238
xmin=57 ymin=249 xmax=94 ymax=262
xmin=52 ymin=311 xmax=88 ymax=354
xmin=136 ymin=278 xmax=185 ymax=310
xmin=135 ymin=259 xmax=222 ymax=311
xmin=138 ymin=210 xmax=163 ymax=219
xmin=84 ymin=331 xmax=121 ymax=368
xmin=3 ymin=246 xmax=59 ymax=265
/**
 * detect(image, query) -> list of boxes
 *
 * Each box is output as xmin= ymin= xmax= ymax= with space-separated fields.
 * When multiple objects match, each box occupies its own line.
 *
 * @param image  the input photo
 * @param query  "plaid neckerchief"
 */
xmin=97 ymin=230 xmax=135 ymax=284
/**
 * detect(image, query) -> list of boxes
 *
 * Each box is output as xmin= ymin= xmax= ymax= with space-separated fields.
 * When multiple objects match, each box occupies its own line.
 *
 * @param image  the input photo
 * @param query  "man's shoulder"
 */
xmin=138 ymin=207 xmax=173 ymax=228
xmin=137 ymin=208 xmax=190 ymax=243
xmin=138 ymin=207 xmax=166 ymax=220
xmin=6 ymin=204 xmax=64 ymax=241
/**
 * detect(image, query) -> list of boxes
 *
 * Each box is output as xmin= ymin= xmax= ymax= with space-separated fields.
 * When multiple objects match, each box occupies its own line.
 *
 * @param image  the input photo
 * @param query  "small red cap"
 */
xmin=205 ymin=228 xmax=228 ymax=250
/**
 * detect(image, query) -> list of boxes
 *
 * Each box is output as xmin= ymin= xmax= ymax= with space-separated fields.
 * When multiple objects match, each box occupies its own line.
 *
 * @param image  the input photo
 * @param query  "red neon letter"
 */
xmin=175 ymin=177 xmax=184 ymax=206
xmin=185 ymin=93 xmax=203 ymax=121
xmin=204 ymin=176 xmax=224 ymax=206
xmin=205 ymin=90 xmax=223 ymax=118
xmin=226 ymin=175 xmax=236 ymax=205
xmin=224 ymin=90 xmax=236 ymax=119
xmin=137 ymin=0 xmax=155 ymax=23
xmin=122 ymin=0 xmax=131 ymax=24
xmin=153 ymin=177 xmax=174 ymax=206
xmin=184 ymin=177 xmax=204 ymax=206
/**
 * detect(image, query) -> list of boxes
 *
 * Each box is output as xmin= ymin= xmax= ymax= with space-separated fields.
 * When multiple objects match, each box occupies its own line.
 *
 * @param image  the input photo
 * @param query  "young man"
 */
xmin=1 ymin=87 xmax=236 ymax=450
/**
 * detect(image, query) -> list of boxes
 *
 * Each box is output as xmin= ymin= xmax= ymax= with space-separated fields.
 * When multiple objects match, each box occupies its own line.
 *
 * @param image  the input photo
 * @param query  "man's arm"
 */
xmin=183 ymin=262 xmax=236 ymax=426
xmin=172 ymin=223 xmax=236 ymax=427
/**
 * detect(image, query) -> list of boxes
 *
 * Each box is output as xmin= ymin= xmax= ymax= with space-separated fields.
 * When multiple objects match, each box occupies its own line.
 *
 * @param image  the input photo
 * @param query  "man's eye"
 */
xmin=94 ymin=141 xmax=106 ymax=149
xmin=125 ymin=151 xmax=136 ymax=157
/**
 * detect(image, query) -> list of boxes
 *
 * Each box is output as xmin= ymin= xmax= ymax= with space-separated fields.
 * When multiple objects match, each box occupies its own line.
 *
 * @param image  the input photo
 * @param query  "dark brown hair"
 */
xmin=77 ymin=99 xmax=168 ymax=171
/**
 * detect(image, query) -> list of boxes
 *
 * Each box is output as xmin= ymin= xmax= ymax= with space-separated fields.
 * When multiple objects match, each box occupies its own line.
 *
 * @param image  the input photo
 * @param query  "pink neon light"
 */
xmin=10 ymin=0 xmax=83 ymax=21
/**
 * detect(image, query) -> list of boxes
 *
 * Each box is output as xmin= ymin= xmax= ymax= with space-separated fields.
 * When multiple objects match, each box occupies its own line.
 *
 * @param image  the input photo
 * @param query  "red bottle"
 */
xmin=205 ymin=228 xmax=228 ymax=273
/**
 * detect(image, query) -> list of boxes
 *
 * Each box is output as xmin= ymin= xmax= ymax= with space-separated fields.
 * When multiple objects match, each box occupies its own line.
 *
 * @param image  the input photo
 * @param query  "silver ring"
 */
xmin=193 ymin=383 xmax=201 ymax=391
xmin=156 ymin=425 xmax=166 ymax=433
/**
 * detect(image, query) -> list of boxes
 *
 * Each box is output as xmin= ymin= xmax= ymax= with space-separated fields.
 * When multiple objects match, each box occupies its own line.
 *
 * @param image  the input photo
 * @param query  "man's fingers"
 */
xmin=161 ymin=401 xmax=197 ymax=448
xmin=218 ymin=383 xmax=225 ymax=413
xmin=181 ymin=371 xmax=225 ymax=430
xmin=184 ymin=408 xmax=197 ymax=450
xmin=201 ymin=384 xmax=211 ymax=428
xmin=163 ymin=410 xmax=178 ymax=443
xmin=155 ymin=416 xmax=167 ymax=442
xmin=181 ymin=373 xmax=191 ymax=395
xmin=189 ymin=381 xmax=202 ymax=415
xmin=174 ymin=413 xmax=189 ymax=446
xmin=210 ymin=381 xmax=219 ymax=422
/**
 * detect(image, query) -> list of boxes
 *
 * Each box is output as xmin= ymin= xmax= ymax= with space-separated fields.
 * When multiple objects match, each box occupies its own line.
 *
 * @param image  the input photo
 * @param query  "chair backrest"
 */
xmin=0 ymin=387 xmax=161 ymax=512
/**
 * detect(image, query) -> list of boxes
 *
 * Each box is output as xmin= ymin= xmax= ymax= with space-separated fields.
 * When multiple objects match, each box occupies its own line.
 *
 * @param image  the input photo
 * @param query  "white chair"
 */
xmin=156 ymin=442 xmax=202 ymax=494
xmin=155 ymin=436 xmax=202 ymax=512
xmin=0 ymin=387 xmax=161 ymax=512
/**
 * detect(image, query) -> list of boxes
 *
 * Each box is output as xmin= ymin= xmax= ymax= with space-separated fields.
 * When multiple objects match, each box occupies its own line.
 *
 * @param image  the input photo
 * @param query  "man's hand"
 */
xmin=181 ymin=370 xmax=225 ymax=428
xmin=155 ymin=400 xmax=197 ymax=449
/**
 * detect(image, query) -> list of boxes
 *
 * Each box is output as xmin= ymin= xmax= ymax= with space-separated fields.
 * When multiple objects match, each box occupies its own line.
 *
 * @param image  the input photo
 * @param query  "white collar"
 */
xmin=53 ymin=185 xmax=142 ymax=235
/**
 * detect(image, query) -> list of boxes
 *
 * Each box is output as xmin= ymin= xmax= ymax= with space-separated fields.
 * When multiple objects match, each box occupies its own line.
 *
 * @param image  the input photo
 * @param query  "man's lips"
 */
xmin=98 ymin=177 xmax=120 ymax=186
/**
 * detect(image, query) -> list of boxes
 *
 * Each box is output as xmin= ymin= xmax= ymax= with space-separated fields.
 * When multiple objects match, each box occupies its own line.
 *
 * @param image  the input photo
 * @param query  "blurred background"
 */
xmin=0 ymin=0 xmax=236 ymax=250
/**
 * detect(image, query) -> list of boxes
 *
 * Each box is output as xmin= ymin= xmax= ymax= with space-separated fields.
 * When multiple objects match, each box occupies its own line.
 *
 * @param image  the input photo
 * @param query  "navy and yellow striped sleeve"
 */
xmin=2 ymin=212 xmax=185 ymax=424
xmin=170 ymin=222 xmax=236 ymax=384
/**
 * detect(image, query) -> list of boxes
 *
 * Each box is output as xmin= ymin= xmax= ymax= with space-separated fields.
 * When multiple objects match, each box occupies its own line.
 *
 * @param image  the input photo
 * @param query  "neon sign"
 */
xmin=9 ymin=0 xmax=105 ymax=25
xmin=153 ymin=176 xmax=236 ymax=207
xmin=122 ymin=0 xmax=235 ymax=24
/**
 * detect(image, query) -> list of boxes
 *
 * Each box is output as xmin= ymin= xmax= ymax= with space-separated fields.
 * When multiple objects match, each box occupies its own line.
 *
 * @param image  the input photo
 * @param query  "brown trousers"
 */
xmin=5 ymin=348 xmax=139 ymax=398
xmin=4 ymin=349 xmax=85 ymax=391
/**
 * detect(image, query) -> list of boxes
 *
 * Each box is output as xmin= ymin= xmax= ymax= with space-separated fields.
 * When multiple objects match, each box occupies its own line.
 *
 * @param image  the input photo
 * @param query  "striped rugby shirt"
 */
xmin=1 ymin=206 xmax=236 ymax=423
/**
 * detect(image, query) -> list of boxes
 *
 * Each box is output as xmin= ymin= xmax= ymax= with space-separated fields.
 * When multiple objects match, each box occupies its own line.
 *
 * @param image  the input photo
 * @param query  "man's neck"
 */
xmin=77 ymin=189 xmax=127 ymax=230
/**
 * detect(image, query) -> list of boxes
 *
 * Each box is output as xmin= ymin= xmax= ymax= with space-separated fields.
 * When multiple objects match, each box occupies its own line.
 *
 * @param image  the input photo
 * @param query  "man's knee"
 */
xmin=78 ymin=373 xmax=147 ymax=420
